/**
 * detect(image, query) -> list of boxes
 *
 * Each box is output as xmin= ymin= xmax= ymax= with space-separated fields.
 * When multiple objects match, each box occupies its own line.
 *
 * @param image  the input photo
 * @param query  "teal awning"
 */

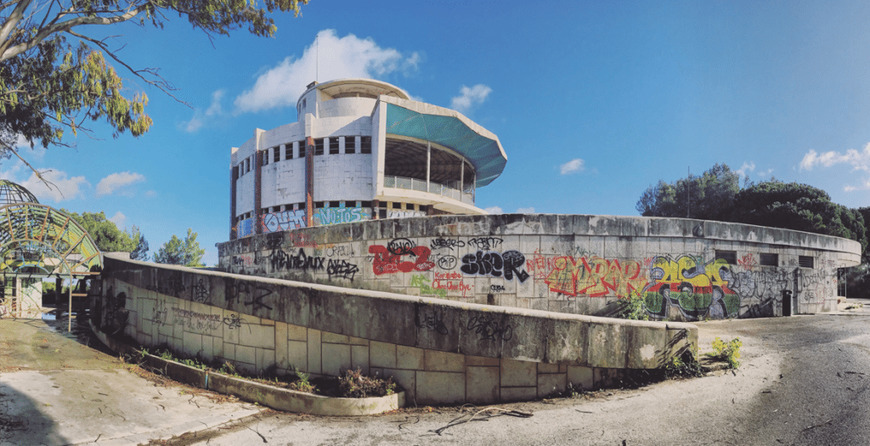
xmin=384 ymin=102 xmax=507 ymax=187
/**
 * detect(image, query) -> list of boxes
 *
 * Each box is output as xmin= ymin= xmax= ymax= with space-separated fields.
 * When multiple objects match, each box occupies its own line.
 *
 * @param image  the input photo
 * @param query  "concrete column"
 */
xmin=426 ymin=142 xmax=431 ymax=193
xmin=230 ymin=164 xmax=238 ymax=240
xmin=305 ymin=136 xmax=315 ymax=228
xmin=254 ymin=150 xmax=263 ymax=235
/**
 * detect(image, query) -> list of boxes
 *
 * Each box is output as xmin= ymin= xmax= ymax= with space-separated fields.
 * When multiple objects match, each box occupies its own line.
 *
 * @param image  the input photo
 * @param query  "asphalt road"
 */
xmin=4 ymin=301 xmax=870 ymax=445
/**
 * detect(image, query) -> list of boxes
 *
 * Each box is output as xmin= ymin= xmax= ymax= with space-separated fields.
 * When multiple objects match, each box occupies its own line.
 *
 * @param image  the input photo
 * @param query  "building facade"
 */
xmin=230 ymin=79 xmax=508 ymax=239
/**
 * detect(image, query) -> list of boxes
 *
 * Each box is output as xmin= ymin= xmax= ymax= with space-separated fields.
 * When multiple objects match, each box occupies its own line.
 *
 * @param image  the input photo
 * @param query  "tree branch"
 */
xmin=0 ymin=0 xmax=34 ymax=55
xmin=66 ymin=30 xmax=190 ymax=107
xmin=1 ymin=2 xmax=146 ymax=61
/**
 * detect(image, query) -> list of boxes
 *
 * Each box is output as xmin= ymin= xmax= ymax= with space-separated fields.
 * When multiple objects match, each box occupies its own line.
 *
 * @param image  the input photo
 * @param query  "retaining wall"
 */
xmin=94 ymin=254 xmax=696 ymax=405
xmin=217 ymin=214 xmax=862 ymax=321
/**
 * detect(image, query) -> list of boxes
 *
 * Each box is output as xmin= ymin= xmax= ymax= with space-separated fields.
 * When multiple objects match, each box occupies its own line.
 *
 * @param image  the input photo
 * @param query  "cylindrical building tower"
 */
xmin=230 ymin=79 xmax=508 ymax=239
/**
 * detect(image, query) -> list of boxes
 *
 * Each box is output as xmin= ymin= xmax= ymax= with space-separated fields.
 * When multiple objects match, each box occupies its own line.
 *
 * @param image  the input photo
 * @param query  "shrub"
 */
xmin=706 ymin=337 xmax=742 ymax=368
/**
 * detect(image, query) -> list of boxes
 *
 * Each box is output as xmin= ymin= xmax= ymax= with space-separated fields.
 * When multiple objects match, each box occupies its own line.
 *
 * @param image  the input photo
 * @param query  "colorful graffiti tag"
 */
xmin=642 ymin=256 xmax=740 ymax=320
xmin=261 ymin=210 xmax=306 ymax=233
xmin=544 ymin=256 xmax=647 ymax=298
xmin=369 ymin=239 xmax=435 ymax=275
xmin=313 ymin=206 xmax=370 ymax=226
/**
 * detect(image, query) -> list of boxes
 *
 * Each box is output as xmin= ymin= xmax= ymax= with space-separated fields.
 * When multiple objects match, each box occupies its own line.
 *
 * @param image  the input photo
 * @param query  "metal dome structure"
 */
xmin=0 ymin=180 xmax=102 ymax=330
xmin=0 ymin=179 xmax=39 ymax=205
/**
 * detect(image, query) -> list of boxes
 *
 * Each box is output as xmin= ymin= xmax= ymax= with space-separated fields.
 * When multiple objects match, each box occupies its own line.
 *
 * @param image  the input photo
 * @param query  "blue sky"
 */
xmin=4 ymin=0 xmax=870 ymax=266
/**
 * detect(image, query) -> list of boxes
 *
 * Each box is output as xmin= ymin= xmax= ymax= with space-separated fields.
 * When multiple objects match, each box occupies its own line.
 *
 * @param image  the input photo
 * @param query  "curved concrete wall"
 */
xmin=94 ymin=254 xmax=696 ymax=404
xmin=217 ymin=214 xmax=862 ymax=321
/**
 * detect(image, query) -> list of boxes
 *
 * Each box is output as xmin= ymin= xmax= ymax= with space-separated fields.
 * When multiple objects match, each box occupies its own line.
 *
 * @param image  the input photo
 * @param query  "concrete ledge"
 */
xmin=90 ymin=322 xmax=405 ymax=416
xmin=102 ymin=254 xmax=698 ymax=370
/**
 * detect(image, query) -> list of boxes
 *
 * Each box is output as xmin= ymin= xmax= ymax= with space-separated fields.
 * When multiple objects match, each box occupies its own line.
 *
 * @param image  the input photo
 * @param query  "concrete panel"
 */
xmin=500 ymin=358 xmax=536 ymax=387
xmin=322 ymin=343 xmax=351 ymax=376
xmin=416 ymin=371 xmax=465 ymax=404
xmin=466 ymin=366 xmax=500 ymax=404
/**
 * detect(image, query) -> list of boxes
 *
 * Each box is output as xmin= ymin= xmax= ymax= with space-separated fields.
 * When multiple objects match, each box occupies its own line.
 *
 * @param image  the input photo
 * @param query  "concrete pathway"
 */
xmin=0 ymin=318 xmax=263 ymax=445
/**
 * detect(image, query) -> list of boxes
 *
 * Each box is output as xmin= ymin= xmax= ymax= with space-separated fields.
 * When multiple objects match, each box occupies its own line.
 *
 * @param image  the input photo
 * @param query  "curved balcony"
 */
xmin=383 ymin=175 xmax=474 ymax=205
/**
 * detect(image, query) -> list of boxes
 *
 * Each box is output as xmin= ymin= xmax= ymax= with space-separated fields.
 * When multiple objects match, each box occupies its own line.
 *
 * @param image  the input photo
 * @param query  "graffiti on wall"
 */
xmin=313 ymin=206 xmax=370 ymax=226
xmin=545 ymin=256 xmax=647 ymax=299
xmin=369 ymin=239 xmax=435 ymax=275
xmin=237 ymin=217 xmax=255 ymax=238
xmin=94 ymin=289 xmax=129 ymax=335
xmin=642 ymin=256 xmax=740 ymax=320
xmin=460 ymin=250 xmax=530 ymax=282
xmin=262 ymin=209 xmax=306 ymax=233
xmin=411 ymin=274 xmax=447 ymax=297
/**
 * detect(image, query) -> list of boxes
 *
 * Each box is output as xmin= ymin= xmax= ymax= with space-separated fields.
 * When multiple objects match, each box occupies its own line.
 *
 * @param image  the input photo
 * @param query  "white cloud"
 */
xmin=109 ymin=211 xmax=127 ymax=228
xmin=483 ymin=206 xmax=503 ymax=214
xmin=516 ymin=207 xmax=536 ymax=213
xmin=234 ymin=29 xmax=418 ymax=114
xmin=96 ymin=171 xmax=145 ymax=196
xmin=800 ymin=143 xmax=870 ymax=172
xmin=735 ymin=161 xmax=755 ymax=177
xmin=450 ymin=84 xmax=492 ymax=113
xmin=182 ymin=89 xmax=226 ymax=133
xmin=560 ymin=158 xmax=585 ymax=175
xmin=20 ymin=169 xmax=88 ymax=202
xmin=844 ymin=178 xmax=870 ymax=192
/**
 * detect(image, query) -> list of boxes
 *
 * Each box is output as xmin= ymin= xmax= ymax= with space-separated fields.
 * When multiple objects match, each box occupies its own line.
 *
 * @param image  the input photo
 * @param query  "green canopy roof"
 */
xmin=384 ymin=100 xmax=507 ymax=187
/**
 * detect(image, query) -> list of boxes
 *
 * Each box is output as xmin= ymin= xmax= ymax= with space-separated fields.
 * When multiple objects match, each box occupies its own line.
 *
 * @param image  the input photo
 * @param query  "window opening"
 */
xmin=760 ymin=253 xmax=778 ymax=267
xmin=360 ymin=136 xmax=372 ymax=154
xmin=799 ymin=256 xmax=814 ymax=269
xmin=716 ymin=250 xmax=737 ymax=264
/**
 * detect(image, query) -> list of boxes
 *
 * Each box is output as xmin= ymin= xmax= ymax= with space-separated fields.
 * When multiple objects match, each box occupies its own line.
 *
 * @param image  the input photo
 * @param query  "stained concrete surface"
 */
xmin=149 ymin=299 xmax=870 ymax=445
xmin=0 ymin=317 xmax=263 ymax=445
xmin=4 ymin=300 xmax=870 ymax=445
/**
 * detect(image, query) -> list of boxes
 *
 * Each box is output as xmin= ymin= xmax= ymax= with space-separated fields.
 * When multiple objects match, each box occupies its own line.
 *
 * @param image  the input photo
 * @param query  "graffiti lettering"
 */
xmin=261 ymin=209 xmax=306 ymax=233
xmin=313 ymin=206 xmax=370 ymax=226
xmin=222 ymin=313 xmax=243 ymax=330
xmin=643 ymin=256 xmax=738 ymax=320
xmin=369 ymin=244 xmax=435 ymax=275
xmin=410 ymin=274 xmax=447 ymax=298
xmin=415 ymin=308 xmax=449 ymax=335
xmin=327 ymin=259 xmax=359 ymax=281
xmin=490 ymin=284 xmax=506 ymax=293
xmin=387 ymin=238 xmax=416 ymax=256
xmin=460 ymin=250 xmax=529 ymax=283
xmin=546 ymin=256 xmax=647 ymax=299
xmin=467 ymin=237 xmax=503 ymax=250
xmin=430 ymin=238 xmax=466 ymax=251
xmin=737 ymin=253 xmax=757 ymax=271
xmin=270 ymin=248 xmax=325 ymax=272
xmin=191 ymin=279 xmax=209 ymax=303
xmin=467 ymin=314 xmax=512 ymax=341
xmin=435 ymin=254 xmax=457 ymax=270
xmin=171 ymin=307 xmax=221 ymax=332
xmin=325 ymin=245 xmax=355 ymax=257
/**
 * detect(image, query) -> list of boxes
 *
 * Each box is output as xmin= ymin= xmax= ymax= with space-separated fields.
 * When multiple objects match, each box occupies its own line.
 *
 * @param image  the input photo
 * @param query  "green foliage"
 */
xmin=62 ymin=209 xmax=138 ymax=252
xmin=636 ymin=163 xmax=741 ymax=221
xmin=0 ymin=0 xmax=308 ymax=162
xmin=706 ymin=337 xmax=742 ymax=369
xmin=154 ymin=228 xmax=205 ymax=267
xmin=617 ymin=291 xmax=649 ymax=321
xmin=293 ymin=367 xmax=315 ymax=393
xmin=130 ymin=232 xmax=150 ymax=261
xmin=664 ymin=350 xmax=703 ymax=378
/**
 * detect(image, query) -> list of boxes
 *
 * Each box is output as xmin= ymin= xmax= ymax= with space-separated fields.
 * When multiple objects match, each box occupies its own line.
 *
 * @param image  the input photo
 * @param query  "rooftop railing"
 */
xmin=383 ymin=175 xmax=474 ymax=205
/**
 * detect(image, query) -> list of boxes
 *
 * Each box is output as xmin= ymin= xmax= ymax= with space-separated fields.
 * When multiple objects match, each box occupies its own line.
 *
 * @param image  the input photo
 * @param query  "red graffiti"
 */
xmin=369 ymin=245 xmax=435 ymax=275
xmin=526 ymin=249 xmax=558 ymax=280
xmin=737 ymin=253 xmax=757 ymax=271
